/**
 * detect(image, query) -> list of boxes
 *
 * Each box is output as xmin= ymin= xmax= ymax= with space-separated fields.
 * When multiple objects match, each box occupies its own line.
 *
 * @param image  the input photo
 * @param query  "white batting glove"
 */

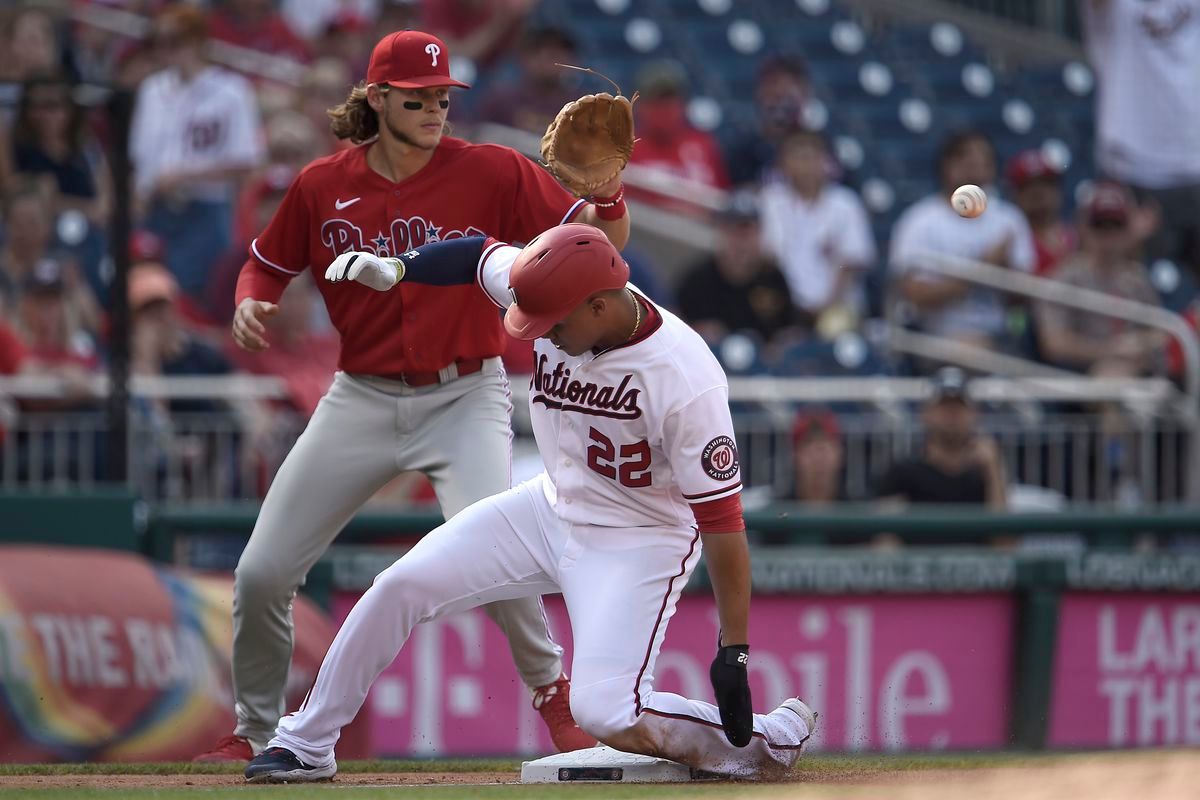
xmin=324 ymin=251 xmax=405 ymax=291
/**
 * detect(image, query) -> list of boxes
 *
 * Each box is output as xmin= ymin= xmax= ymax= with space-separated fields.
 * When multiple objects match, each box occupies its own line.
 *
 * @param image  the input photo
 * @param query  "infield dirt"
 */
xmin=0 ymin=749 xmax=1194 ymax=798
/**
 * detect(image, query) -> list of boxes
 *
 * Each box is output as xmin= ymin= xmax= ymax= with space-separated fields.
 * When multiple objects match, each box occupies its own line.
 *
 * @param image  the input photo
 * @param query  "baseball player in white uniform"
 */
xmin=244 ymin=224 xmax=816 ymax=782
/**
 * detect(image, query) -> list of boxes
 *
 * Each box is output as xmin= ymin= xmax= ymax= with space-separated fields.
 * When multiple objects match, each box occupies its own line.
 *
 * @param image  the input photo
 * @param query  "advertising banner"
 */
xmin=338 ymin=593 xmax=1014 ymax=755
xmin=0 ymin=546 xmax=337 ymax=762
xmin=1049 ymin=593 xmax=1200 ymax=747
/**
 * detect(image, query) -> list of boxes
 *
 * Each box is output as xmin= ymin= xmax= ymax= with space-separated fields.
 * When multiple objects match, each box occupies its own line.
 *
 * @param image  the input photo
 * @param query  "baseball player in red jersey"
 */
xmin=195 ymin=30 xmax=631 ymax=762
xmin=243 ymin=225 xmax=816 ymax=783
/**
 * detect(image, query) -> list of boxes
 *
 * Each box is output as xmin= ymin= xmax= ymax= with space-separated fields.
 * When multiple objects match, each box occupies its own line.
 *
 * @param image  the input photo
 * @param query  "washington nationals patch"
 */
xmin=701 ymin=436 xmax=739 ymax=481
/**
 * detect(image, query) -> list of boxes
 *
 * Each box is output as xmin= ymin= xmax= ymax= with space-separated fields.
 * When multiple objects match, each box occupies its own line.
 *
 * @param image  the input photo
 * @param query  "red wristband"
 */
xmin=590 ymin=186 xmax=626 ymax=221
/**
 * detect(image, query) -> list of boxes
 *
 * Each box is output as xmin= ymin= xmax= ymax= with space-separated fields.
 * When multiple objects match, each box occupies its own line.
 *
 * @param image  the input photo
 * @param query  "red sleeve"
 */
xmin=0 ymin=323 xmax=25 ymax=375
xmin=704 ymin=135 xmax=732 ymax=190
xmin=235 ymin=259 xmax=292 ymax=306
xmin=692 ymin=493 xmax=744 ymax=534
xmin=500 ymin=148 xmax=586 ymax=243
xmin=250 ymin=170 xmax=312 ymax=279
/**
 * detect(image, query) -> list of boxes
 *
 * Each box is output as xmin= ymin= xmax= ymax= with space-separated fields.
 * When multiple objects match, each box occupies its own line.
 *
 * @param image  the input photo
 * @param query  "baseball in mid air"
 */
xmin=951 ymin=184 xmax=988 ymax=218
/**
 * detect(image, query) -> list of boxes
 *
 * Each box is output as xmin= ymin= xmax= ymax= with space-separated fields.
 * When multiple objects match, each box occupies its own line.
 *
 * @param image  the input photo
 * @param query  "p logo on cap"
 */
xmin=367 ymin=30 xmax=470 ymax=89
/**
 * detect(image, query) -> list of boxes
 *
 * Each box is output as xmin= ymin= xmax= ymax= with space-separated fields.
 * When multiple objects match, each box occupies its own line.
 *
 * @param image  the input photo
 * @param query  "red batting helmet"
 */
xmin=368 ymin=30 xmax=470 ymax=89
xmin=504 ymin=224 xmax=629 ymax=340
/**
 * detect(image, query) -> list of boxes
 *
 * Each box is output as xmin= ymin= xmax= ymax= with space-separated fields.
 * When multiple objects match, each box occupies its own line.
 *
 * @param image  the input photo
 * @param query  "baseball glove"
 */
xmin=541 ymin=86 xmax=636 ymax=198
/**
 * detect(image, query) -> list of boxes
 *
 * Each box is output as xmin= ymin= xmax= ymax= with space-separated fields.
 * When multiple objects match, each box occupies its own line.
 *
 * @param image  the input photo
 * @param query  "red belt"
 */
xmin=376 ymin=358 xmax=485 ymax=387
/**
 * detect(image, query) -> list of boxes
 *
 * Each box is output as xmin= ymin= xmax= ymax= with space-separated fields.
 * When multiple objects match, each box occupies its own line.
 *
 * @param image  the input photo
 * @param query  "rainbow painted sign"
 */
xmin=0 ymin=546 xmax=336 ymax=762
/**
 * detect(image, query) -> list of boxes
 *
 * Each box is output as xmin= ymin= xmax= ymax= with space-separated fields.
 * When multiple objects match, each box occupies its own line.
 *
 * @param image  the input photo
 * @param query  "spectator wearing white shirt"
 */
xmin=130 ymin=6 xmax=265 ymax=298
xmin=889 ymin=130 xmax=1035 ymax=351
xmin=1082 ymin=0 xmax=1200 ymax=277
xmin=759 ymin=130 xmax=875 ymax=335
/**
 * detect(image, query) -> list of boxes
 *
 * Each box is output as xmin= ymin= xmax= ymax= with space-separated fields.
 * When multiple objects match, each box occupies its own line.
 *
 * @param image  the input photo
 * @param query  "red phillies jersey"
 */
xmin=237 ymin=138 xmax=584 ymax=375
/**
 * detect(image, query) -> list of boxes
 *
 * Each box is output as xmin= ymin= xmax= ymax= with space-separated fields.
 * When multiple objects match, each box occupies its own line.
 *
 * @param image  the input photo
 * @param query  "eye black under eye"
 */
xmin=438 ymin=99 xmax=449 ymax=109
xmin=403 ymin=100 xmax=423 ymax=110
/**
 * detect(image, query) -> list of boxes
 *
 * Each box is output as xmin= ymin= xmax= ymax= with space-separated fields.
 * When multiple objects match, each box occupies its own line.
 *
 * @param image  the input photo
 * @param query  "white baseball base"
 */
xmin=520 ymin=745 xmax=717 ymax=783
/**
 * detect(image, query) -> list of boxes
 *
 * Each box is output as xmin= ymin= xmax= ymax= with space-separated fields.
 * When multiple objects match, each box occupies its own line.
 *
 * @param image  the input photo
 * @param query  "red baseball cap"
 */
xmin=504 ymin=224 xmax=629 ymax=340
xmin=1006 ymin=148 xmax=1061 ymax=189
xmin=792 ymin=408 xmax=840 ymax=445
xmin=367 ymin=30 xmax=470 ymax=89
xmin=1081 ymin=180 xmax=1133 ymax=227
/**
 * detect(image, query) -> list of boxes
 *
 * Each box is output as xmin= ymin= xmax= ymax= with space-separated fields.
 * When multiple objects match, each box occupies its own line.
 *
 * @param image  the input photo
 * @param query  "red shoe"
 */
xmin=193 ymin=734 xmax=254 ymax=762
xmin=533 ymin=674 xmax=597 ymax=753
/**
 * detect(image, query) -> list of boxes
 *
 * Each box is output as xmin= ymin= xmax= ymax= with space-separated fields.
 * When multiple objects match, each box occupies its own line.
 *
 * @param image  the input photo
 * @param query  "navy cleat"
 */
xmin=244 ymin=746 xmax=337 ymax=783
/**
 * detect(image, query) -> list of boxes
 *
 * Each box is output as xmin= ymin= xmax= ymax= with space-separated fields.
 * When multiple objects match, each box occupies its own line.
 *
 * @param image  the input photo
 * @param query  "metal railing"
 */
xmin=900 ymin=250 xmax=1200 ymax=501
xmin=0 ymin=399 xmax=1190 ymax=507
xmin=916 ymin=251 xmax=1200 ymax=406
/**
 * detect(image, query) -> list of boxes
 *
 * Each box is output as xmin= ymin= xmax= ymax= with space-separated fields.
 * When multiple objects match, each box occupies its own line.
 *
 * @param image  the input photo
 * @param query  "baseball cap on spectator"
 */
xmin=22 ymin=257 xmax=65 ymax=295
xmin=367 ymin=30 xmax=469 ymax=89
xmin=1006 ymin=149 xmax=1061 ymax=189
xmin=522 ymin=24 xmax=577 ymax=53
xmin=930 ymin=366 xmax=970 ymax=404
xmin=637 ymin=59 xmax=688 ymax=99
xmin=128 ymin=262 xmax=179 ymax=311
xmin=792 ymin=408 xmax=840 ymax=445
xmin=326 ymin=9 xmax=368 ymax=35
xmin=722 ymin=190 xmax=760 ymax=224
xmin=1081 ymin=180 xmax=1133 ymax=229
xmin=758 ymin=54 xmax=810 ymax=84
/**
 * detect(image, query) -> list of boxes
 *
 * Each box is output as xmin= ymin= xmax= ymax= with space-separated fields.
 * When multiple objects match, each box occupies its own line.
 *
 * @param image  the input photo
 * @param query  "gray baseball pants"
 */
xmin=231 ymin=363 xmax=564 ymax=751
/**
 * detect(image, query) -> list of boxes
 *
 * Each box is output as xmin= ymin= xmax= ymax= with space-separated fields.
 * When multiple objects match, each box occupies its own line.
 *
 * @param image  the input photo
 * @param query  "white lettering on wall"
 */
xmin=1095 ymin=604 xmax=1200 ymax=746
xmin=879 ymin=652 xmax=951 ymax=751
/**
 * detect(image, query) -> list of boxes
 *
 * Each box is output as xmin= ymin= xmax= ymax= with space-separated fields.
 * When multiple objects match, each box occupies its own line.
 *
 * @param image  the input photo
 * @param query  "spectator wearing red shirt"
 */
xmin=1007 ymin=149 xmax=1077 ymax=277
xmin=0 ymin=320 xmax=25 ymax=446
xmin=12 ymin=257 xmax=101 ymax=412
xmin=627 ymin=60 xmax=730 ymax=211
xmin=209 ymin=0 xmax=311 ymax=64
xmin=0 ymin=321 xmax=22 ymax=375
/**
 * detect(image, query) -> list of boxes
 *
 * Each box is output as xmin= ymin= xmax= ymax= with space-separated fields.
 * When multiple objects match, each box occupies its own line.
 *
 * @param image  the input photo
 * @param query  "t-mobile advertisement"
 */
xmin=1048 ymin=594 xmax=1200 ymax=747
xmin=333 ymin=593 xmax=1014 ymax=756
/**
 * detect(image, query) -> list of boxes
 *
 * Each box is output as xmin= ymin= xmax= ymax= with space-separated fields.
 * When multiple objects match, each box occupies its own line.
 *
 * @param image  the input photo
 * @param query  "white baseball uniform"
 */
xmin=268 ymin=244 xmax=812 ymax=778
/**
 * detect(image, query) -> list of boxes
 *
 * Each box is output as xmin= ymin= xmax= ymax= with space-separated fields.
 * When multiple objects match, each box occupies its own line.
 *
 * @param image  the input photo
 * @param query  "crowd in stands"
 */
xmin=0 ymin=0 xmax=1196 ymax=517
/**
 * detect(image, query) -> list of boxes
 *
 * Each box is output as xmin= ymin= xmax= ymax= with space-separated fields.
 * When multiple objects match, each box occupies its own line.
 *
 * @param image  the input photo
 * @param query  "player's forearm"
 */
xmin=393 ymin=236 xmax=489 ymax=285
xmin=235 ymin=259 xmax=291 ymax=306
xmin=701 ymin=531 xmax=751 ymax=645
xmin=578 ymin=205 xmax=631 ymax=250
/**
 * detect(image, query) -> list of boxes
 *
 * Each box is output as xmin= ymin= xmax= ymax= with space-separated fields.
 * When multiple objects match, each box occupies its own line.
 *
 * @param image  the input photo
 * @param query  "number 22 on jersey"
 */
xmin=587 ymin=427 xmax=652 ymax=488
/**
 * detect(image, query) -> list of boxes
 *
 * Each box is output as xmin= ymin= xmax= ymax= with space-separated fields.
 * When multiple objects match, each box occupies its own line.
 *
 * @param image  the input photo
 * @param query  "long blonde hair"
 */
xmin=327 ymin=82 xmax=453 ymax=145
xmin=328 ymin=82 xmax=377 ymax=144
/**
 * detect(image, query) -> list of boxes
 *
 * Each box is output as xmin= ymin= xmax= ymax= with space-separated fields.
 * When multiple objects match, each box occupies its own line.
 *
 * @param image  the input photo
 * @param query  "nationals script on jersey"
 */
xmin=243 ymin=139 xmax=584 ymax=375
xmin=478 ymin=243 xmax=742 ymax=528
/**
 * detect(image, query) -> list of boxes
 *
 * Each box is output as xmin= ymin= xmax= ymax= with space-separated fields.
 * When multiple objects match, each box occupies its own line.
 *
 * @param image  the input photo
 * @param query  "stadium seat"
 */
xmin=769 ymin=335 xmax=890 ymax=378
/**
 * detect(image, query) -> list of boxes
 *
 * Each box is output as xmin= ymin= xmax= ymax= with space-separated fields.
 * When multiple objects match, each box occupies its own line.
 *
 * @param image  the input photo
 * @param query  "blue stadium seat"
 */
xmin=883 ymin=22 xmax=987 ymax=67
xmin=712 ymin=331 xmax=770 ymax=377
xmin=769 ymin=336 xmax=890 ymax=378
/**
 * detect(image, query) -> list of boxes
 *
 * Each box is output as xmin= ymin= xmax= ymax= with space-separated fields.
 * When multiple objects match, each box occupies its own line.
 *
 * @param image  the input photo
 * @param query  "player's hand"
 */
xmin=232 ymin=298 xmax=279 ymax=352
xmin=325 ymin=251 xmax=404 ymax=292
xmin=710 ymin=644 xmax=753 ymax=747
